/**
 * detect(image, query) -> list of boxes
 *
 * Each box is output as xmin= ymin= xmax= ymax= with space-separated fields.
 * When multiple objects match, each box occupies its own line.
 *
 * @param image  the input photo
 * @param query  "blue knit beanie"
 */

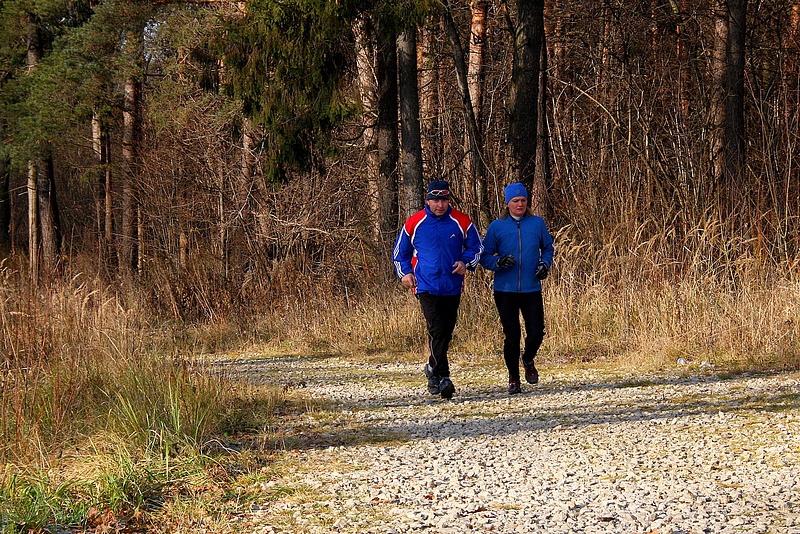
xmin=504 ymin=182 xmax=528 ymax=204
xmin=426 ymin=180 xmax=451 ymax=200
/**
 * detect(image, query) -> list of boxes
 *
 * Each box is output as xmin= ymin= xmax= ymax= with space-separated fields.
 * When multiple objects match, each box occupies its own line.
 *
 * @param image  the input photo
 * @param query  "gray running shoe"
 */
xmin=438 ymin=377 xmax=455 ymax=399
xmin=424 ymin=364 xmax=440 ymax=395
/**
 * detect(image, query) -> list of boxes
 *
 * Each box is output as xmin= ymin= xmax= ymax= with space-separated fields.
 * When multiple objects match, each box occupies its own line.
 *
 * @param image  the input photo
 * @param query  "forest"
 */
xmin=0 ymin=0 xmax=795 ymax=302
xmin=1 ymin=0 xmax=799 ymax=531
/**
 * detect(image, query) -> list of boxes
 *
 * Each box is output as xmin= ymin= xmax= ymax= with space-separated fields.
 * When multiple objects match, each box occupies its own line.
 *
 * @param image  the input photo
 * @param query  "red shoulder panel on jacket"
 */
xmin=448 ymin=209 xmax=473 ymax=235
xmin=404 ymin=210 xmax=428 ymax=236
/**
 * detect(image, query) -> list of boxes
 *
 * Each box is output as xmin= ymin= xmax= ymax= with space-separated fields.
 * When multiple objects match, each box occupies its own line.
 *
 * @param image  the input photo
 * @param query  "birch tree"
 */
xmin=442 ymin=0 xmax=487 ymax=222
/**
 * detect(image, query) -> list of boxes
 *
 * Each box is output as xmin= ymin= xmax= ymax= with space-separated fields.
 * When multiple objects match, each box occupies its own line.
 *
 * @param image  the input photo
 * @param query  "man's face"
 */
xmin=508 ymin=196 xmax=527 ymax=217
xmin=426 ymin=198 xmax=450 ymax=216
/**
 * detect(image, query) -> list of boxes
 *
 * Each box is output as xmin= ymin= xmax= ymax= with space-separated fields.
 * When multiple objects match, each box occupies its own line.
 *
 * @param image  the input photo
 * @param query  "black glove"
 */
xmin=496 ymin=254 xmax=516 ymax=269
xmin=535 ymin=261 xmax=549 ymax=280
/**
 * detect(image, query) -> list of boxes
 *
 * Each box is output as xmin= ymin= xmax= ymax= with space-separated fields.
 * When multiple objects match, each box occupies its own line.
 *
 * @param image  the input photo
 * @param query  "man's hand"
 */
xmin=451 ymin=261 xmax=466 ymax=275
xmin=496 ymin=254 xmax=516 ymax=269
xmin=401 ymin=273 xmax=417 ymax=288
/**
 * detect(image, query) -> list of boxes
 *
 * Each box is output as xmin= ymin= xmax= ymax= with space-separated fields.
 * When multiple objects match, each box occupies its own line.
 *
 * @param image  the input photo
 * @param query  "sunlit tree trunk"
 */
xmin=24 ymin=10 xmax=61 ymax=281
xmin=25 ymin=11 xmax=40 ymax=282
xmin=121 ymin=27 xmax=142 ymax=277
xmin=398 ymin=26 xmax=424 ymax=220
xmin=442 ymin=0 xmax=487 ymax=223
xmin=466 ymin=0 xmax=488 ymax=221
xmin=418 ymin=21 xmax=441 ymax=180
xmin=354 ymin=14 xmax=381 ymax=242
xmin=92 ymin=112 xmax=114 ymax=270
xmin=467 ymin=0 xmax=487 ymax=123
xmin=375 ymin=15 xmax=399 ymax=259
xmin=27 ymin=161 xmax=38 ymax=282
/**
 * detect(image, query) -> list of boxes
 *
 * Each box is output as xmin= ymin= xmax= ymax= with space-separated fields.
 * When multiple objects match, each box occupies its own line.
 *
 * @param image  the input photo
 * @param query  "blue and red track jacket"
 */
xmin=393 ymin=205 xmax=483 ymax=296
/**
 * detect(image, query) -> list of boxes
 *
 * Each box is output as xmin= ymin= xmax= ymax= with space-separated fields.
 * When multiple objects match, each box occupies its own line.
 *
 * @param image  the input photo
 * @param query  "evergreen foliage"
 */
xmin=220 ymin=0 xmax=361 ymax=182
xmin=0 ymin=0 xmax=95 ymax=163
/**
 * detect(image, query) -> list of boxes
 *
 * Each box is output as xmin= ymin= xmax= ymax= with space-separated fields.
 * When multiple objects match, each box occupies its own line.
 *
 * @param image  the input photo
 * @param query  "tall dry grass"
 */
xmin=0 ymin=257 xmax=289 ymax=531
xmin=0 ymin=259 xmax=278 ymax=466
xmin=253 ymin=216 xmax=800 ymax=374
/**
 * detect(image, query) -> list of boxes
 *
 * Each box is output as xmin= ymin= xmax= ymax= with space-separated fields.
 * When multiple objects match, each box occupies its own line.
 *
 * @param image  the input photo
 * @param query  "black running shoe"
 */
xmin=522 ymin=359 xmax=539 ymax=384
xmin=425 ymin=364 xmax=440 ymax=395
xmin=438 ymin=377 xmax=455 ymax=399
xmin=508 ymin=380 xmax=522 ymax=394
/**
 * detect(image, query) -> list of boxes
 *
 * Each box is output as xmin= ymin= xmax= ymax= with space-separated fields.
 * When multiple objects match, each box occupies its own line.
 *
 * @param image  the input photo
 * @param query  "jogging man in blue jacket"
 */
xmin=481 ymin=182 xmax=554 ymax=394
xmin=393 ymin=180 xmax=483 ymax=399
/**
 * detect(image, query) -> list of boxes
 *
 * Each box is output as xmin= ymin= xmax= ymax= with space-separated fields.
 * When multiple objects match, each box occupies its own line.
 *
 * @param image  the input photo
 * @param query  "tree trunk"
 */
xmin=418 ymin=21 xmax=442 ymax=180
xmin=24 ymin=10 xmax=61 ymax=280
xmin=27 ymin=161 xmax=38 ymax=282
xmin=442 ymin=0 xmax=488 ymax=223
xmin=25 ymin=11 xmax=40 ymax=282
xmin=354 ymin=14 xmax=381 ymax=242
xmin=670 ymin=0 xmax=691 ymax=119
xmin=533 ymin=30 xmax=551 ymax=222
xmin=507 ymin=0 xmax=544 ymax=193
xmin=398 ymin=26 xmax=424 ymax=220
xmin=0 ymin=143 xmax=10 ymax=256
xmin=725 ymin=0 xmax=747 ymax=215
xmin=121 ymin=71 xmax=141 ymax=276
xmin=37 ymin=155 xmax=61 ymax=278
xmin=240 ymin=117 xmax=270 ymax=266
xmin=467 ymin=0 xmax=488 ymax=127
xmin=710 ymin=1 xmax=728 ymax=208
xmin=374 ymin=15 xmax=399 ymax=259
xmin=92 ymin=112 xmax=114 ymax=270
xmin=466 ymin=0 xmax=489 ymax=219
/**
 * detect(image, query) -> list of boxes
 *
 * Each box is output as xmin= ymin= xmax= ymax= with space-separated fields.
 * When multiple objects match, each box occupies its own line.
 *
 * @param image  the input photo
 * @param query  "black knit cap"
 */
xmin=426 ymin=180 xmax=451 ymax=200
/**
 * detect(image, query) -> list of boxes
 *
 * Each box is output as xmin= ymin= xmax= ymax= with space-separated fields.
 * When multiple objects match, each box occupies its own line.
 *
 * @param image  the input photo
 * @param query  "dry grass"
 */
xmin=250 ymin=253 xmax=799 ymax=377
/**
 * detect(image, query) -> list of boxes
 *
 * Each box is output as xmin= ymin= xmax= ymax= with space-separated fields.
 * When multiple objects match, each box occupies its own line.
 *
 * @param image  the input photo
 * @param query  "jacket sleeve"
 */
xmin=461 ymin=222 xmax=484 ymax=271
xmin=392 ymin=226 xmax=414 ymax=278
xmin=479 ymin=223 xmax=500 ymax=271
xmin=539 ymin=221 xmax=554 ymax=268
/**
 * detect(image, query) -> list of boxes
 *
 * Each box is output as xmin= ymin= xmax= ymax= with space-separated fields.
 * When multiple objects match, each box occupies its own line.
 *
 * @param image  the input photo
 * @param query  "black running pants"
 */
xmin=493 ymin=291 xmax=544 ymax=382
xmin=417 ymin=293 xmax=461 ymax=378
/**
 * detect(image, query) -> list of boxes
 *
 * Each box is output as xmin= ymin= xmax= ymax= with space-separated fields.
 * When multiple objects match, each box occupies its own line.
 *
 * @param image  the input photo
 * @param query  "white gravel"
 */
xmin=220 ymin=356 xmax=800 ymax=534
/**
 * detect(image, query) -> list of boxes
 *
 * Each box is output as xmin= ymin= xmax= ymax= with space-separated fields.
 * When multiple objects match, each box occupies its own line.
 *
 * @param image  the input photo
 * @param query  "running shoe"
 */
xmin=522 ymin=359 xmax=539 ymax=384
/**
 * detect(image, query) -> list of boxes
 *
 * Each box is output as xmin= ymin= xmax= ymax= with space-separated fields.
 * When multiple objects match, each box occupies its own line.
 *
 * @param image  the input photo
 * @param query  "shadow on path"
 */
xmin=211 ymin=355 xmax=799 ymax=451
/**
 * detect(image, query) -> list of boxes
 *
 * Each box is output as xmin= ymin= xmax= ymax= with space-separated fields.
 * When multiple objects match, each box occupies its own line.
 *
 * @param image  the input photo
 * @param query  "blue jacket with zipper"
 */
xmin=393 ymin=205 xmax=483 ymax=296
xmin=480 ymin=214 xmax=554 ymax=293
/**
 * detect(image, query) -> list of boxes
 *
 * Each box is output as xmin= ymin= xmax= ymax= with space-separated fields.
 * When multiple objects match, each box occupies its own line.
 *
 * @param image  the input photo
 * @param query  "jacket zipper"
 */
xmin=516 ymin=219 xmax=522 ymax=292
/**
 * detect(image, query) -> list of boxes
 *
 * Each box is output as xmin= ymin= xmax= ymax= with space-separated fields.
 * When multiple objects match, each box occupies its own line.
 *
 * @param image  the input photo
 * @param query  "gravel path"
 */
xmin=220 ymin=355 xmax=800 ymax=534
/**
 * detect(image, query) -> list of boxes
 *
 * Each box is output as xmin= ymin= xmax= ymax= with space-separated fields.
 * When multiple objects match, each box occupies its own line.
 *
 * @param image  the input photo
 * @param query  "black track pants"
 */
xmin=417 ymin=293 xmax=461 ymax=378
